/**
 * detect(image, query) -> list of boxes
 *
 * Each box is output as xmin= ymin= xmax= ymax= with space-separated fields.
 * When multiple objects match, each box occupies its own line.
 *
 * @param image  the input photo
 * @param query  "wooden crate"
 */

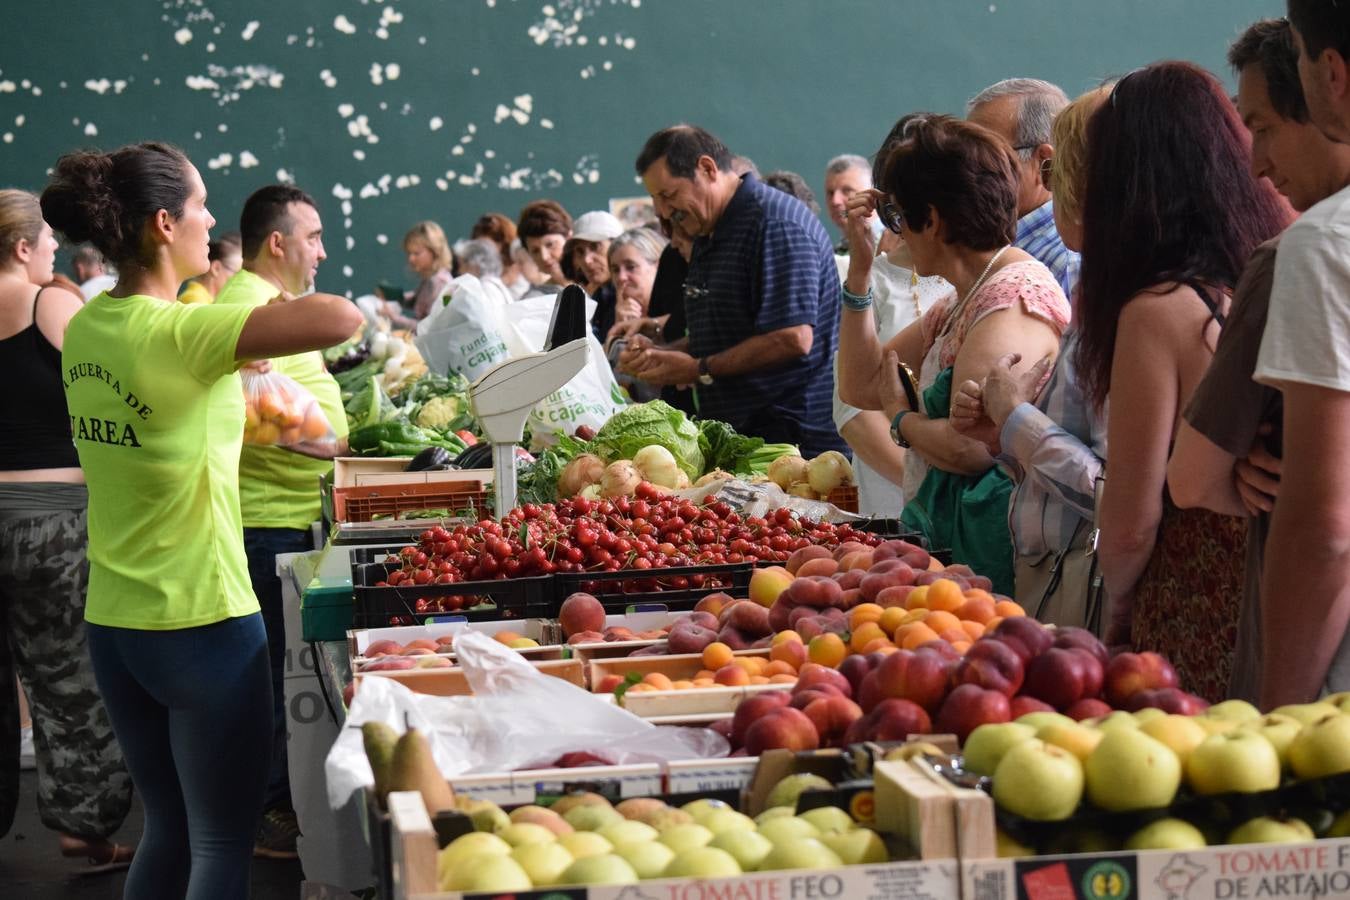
xmin=348 ymin=619 xmax=564 ymax=670
xmin=586 ymin=648 xmax=771 ymax=690
xmin=355 ymin=658 xmax=585 ymax=696
xmin=621 ymin=683 xmax=789 ymax=718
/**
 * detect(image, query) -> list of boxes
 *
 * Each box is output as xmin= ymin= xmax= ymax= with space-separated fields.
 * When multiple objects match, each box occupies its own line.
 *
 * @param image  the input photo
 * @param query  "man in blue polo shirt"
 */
xmin=619 ymin=124 xmax=846 ymax=456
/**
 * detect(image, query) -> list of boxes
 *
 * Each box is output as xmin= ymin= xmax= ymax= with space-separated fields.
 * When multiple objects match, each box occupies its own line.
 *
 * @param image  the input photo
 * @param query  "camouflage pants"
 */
xmin=0 ymin=491 xmax=132 ymax=839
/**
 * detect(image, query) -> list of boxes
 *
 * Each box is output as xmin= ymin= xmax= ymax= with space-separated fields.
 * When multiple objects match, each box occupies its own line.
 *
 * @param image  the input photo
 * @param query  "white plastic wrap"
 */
xmin=325 ymin=630 xmax=729 ymax=809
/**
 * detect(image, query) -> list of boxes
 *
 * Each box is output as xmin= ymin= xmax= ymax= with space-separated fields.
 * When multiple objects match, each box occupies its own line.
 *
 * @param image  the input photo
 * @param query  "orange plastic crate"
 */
xmin=827 ymin=484 xmax=859 ymax=513
xmin=334 ymin=479 xmax=491 ymax=523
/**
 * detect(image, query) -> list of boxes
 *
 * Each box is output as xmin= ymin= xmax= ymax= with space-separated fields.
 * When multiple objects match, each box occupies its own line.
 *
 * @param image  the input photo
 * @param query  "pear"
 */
xmin=361 ymin=721 xmax=399 ymax=806
xmin=388 ymin=724 xmax=455 ymax=815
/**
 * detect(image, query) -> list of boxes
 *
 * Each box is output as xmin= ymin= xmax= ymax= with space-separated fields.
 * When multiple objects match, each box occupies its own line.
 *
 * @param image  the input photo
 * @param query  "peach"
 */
xmin=872 ymin=647 xmax=954 ymax=714
xmin=363 ymin=656 xmax=417 ymax=671
xmin=786 ymin=544 xmax=833 ymax=574
xmin=567 ymin=630 xmax=607 ymax=645
xmin=694 ymin=593 xmax=731 ymax=618
xmin=716 ymin=625 xmax=752 ymax=651
xmin=603 ymin=627 xmax=636 ymax=642
xmin=715 ymin=664 xmax=751 ymax=686
xmin=399 ymin=646 xmax=438 ymax=657
xmin=796 ymin=557 xmax=840 ymax=578
xmin=867 ymin=698 xmax=934 ymax=742
xmin=831 ymin=540 xmax=870 ymax=561
xmin=686 ymin=611 xmax=719 ymax=631
xmin=667 ymin=622 xmax=718 ymax=655
xmin=833 ymin=569 xmax=866 ymax=591
xmin=364 ymin=639 xmax=402 ymax=656
xmin=749 ymin=566 xmax=794 ymax=608
xmin=744 ymin=707 xmax=821 ymax=755
xmin=783 ymin=576 xmax=845 ymax=609
xmin=953 ymin=637 xmax=1025 ymax=696
xmin=935 ymin=683 xmax=1011 ymax=742
xmin=803 ymin=695 xmax=865 ymax=747
xmin=838 ymin=550 xmax=875 ymax=572
xmin=859 ymin=566 xmax=917 ymax=603
xmin=1023 ymin=647 xmax=1103 ymax=710
xmin=595 ymin=674 xmax=624 ymax=693
xmin=1010 ymin=695 xmax=1056 ymax=718
xmin=1065 ymin=698 xmax=1112 ymax=721
xmin=723 ymin=601 xmax=772 ymax=638
xmin=795 ymin=662 xmax=853 ymax=698
xmin=988 ymin=616 xmax=1053 ymax=663
xmin=559 ymin=592 xmax=606 ymax=638
xmin=1104 ymin=652 xmax=1179 ymax=708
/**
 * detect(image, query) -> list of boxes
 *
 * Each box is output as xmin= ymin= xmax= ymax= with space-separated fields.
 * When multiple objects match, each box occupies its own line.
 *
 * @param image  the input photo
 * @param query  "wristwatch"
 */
xmin=697 ymin=357 xmax=715 ymax=386
xmin=890 ymin=409 xmax=913 ymax=449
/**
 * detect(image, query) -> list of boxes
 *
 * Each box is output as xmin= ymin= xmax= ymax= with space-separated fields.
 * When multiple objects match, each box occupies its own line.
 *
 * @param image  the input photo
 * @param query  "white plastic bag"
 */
xmin=325 ymin=630 xmax=728 ymax=809
xmin=413 ymin=274 xmax=524 ymax=381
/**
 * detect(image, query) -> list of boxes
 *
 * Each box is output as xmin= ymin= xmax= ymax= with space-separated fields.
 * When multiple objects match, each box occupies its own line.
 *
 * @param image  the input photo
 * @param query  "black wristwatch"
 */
xmin=890 ymin=410 xmax=913 ymax=449
xmin=697 ymin=357 xmax=714 ymax=386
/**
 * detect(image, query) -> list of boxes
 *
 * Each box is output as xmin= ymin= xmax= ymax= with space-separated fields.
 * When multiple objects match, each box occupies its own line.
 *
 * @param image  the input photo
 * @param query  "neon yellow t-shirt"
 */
xmin=62 ymin=292 xmax=258 ymax=630
xmin=178 ymin=280 xmax=213 ymax=305
xmin=215 ymin=269 xmax=349 ymax=530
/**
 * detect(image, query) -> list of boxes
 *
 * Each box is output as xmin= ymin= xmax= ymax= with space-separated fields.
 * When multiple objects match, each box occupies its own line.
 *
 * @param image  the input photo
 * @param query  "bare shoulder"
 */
xmin=1120 ymin=282 xmax=1216 ymax=330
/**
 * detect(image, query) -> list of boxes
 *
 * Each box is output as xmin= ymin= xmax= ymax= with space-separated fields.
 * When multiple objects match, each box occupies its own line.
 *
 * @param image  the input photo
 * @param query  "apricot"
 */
xmin=694 ymin=669 xmax=717 ymax=681
xmin=850 ymin=622 xmax=888 ymax=654
xmin=749 ymin=675 xmax=771 ymax=685
xmin=770 ymin=673 xmax=799 ymax=684
xmin=951 ymin=640 xmax=972 ymax=655
xmin=492 ymin=631 xmax=523 ymax=645
xmin=796 ymin=557 xmax=840 ymax=578
xmin=300 ymin=403 xmax=331 ymax=440
xmin=702 ymin=642 xmax=734 ymax=671
xmin=985 ymin=615 xmax=1004 ymax=632
xmin=994 ymin=600 xmax=1026 ymax=619
xmin=763 ymin=660 xmax=796 ymax=678
xmin=955 ymin=595 xmax=996 ymax=625
xmin=642 ymin=672 xmax=675 ymax=691
xmin=693 ymin=678 xmax=715 ymax=688
xmin=671 ymin=680 xmax=695 ymax=690
xmin=861 ymin=637 xmax=895 ymax=655
xmin=900 ymin=624 xmax=941 ymax=650
xmin=627 ymin=683 xmax=655 ymax=693
xmin=770 ymin=640 xmax=807 ymax=670
xmin=879 ymin=606 xmax=909 ymax=637
xmin=849 ymin=603 xmax=885 ymax=628
xmin=960 ymin=620 xmax=985 ymax=641
xmin=926 ymin=579 xmax=965 ymax=613
xmin=714 ymin=664 xmax=750 ymax=686
xmin=924 ymin=610 xmax=962 ymax=636
xmin=772 ymin=630 xmax=803 ymax=647
xmin=905 ymin=585 xmax=930 ymax=610
xmin=808 ymin=633 xmax=848 ymax=669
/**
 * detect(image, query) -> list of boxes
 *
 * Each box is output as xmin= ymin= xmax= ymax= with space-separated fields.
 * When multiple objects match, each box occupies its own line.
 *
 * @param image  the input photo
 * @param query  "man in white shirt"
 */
xmin=71 ymin=243 xmax=116 ymax=299
xmin=1252 ymin=1 xmax=1350 ymax=706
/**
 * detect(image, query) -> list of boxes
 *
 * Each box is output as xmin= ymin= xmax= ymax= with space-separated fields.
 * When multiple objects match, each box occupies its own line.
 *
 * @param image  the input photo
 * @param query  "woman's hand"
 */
xmin=843 ymin=190 xmax=883 ymax=294
xmin=878 ymin=350 xmax=911 ymax=420
xmin=614 ymin=296 xmax=645 ymax=323
xmin=950 ymin=378 xmax=1000 ymax=446
xmin=1235 ymin=425 xmax=1282 ymax=515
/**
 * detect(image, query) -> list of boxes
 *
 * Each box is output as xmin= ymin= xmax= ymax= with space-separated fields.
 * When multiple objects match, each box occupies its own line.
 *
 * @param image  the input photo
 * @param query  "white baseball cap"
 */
xmin=571 ymin=210 xmax=625 ymax=243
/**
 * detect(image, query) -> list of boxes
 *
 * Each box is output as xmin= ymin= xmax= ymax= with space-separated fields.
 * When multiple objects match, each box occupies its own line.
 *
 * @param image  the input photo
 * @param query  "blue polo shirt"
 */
xmin=684 ymin=174 xmax=845 ymax=456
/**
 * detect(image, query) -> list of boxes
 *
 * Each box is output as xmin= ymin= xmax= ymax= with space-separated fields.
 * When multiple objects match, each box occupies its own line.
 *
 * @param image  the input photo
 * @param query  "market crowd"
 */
xmin=1 ymin=2 xmax=1350 ymax=897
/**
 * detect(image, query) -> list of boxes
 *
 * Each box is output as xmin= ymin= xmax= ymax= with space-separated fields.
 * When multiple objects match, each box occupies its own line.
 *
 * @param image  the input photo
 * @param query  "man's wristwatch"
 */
xmin=697 ymin=357 xmax=715 ymax=386
xmin=890 ymin=409 xmax=913 ymax=449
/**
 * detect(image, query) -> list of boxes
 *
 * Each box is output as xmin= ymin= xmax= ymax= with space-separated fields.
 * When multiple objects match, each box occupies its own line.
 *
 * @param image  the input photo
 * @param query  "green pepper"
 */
xmin=348 ymin=422 xmax=425 ymax=454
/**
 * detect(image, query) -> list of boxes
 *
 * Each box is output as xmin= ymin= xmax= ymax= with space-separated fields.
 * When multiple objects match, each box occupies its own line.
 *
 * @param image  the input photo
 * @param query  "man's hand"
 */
xmin=1236 ymin=424 xmax=1282 ymax=515
xmin=980 ymin=352 xmax=1054 ymax=428
xmin=241 ymin=359 xmax=273 ymax=375
xmin=266 ymin=290 xmax=298 ymax=306
xmin=950 ymin=378 xmax=1000 ymax=446
xmin=623 ymin=347 xmax=699 ymax=386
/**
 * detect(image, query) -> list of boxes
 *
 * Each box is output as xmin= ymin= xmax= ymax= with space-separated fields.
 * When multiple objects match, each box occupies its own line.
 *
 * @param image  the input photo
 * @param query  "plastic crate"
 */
xmin=826 ymin=484 xmax=859 ymax=512
xmin=333 ymin=479 xmax=492 ymax=523
xmin=554 ymin=561 xmax=754 ymax=612
xmin=351 ymin=561 xmax=554 ymax=627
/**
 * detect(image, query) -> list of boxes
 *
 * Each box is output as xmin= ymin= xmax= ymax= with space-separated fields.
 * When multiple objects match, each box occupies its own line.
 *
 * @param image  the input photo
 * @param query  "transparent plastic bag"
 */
xmin=325 ymin=630 xmax=729 ymax=809
xmin=241 ymin=368 xmax=335 ymax=448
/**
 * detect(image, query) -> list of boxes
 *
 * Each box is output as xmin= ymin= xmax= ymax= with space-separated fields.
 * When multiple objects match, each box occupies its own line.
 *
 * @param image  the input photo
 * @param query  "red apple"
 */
xmin=744 ymin=707 xmax=821 ymax=755
xmin=935 ymin=683 xmax=1011 ymax=742
xmin=953 ymin=638 xmax=1025 ymax=697
xmin=1104 ymin=651 xmax=1179 ymax=708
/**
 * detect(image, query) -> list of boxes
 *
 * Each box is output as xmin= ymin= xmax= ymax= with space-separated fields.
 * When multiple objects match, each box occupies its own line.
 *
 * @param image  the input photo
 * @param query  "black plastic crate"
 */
xmin=554 ymin=561 xmax=755 ymax=612
xmin=352 ymin=561 xmax=555 ymax=627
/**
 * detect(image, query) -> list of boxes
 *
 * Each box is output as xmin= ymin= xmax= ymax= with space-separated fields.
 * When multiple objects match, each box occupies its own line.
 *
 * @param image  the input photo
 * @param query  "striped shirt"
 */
xmin=1016 ymin=201 xmax=1080 ymax=299
xmin=997 ymin=329 xmax=1107 ymax=559
xmin=685 ymin=174 xmax=846 ymax=455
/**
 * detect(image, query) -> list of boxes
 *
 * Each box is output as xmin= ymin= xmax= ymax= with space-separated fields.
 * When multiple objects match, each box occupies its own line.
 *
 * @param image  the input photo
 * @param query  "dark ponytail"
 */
xmin=40 ymin=142 xmax=192 ymax=268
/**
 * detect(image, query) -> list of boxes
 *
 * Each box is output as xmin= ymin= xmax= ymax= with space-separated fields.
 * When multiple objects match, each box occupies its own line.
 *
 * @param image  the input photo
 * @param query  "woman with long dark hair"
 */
xmin=1075 ymin=62 xmax=1292 ymax=700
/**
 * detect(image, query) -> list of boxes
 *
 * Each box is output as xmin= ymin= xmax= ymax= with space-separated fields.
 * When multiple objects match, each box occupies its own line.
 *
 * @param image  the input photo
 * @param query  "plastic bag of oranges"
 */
xmin=241 ymin=369 xmax=335 ymax=448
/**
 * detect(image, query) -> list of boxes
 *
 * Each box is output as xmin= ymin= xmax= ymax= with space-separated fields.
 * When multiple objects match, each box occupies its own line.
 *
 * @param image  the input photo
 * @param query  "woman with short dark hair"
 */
xmin=1074 ymin=62 xmax=1292 ymax=700
xmin=516 ymin=199 xmax=572 ymax=292
xmin=837 ymin=115 xmax=1071 ymax=594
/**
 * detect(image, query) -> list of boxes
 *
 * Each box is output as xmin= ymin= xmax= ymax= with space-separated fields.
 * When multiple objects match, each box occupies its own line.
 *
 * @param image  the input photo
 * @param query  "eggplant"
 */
xmin=453 ymin=442 xmax=494 ymax=470
xmin=406 ymin=446 xmax=453 ymax=472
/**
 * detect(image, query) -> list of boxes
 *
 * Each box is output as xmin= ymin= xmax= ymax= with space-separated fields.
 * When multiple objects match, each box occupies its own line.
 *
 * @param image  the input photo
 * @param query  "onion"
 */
xmin=632 ymin=444 xmax=682 ymax=488
xmin=600 ymin=460 xmax=643 ymax=497
xmin=673 ymin=470 xmax=691 ymax=490
xmin=767 ymin=453 xmax=809 ymax=490
xmin=807 ymin=450 xmax=853 ymax=495
xmin=788 ymin=481 xmax=818 ymax=499
xmin=578 ymin=483 xmax=602 ymax=500
xmin=694 ymin=469 xmax=734 ymax=488
xmin=558 ymin=453 xmax=606 ymax=497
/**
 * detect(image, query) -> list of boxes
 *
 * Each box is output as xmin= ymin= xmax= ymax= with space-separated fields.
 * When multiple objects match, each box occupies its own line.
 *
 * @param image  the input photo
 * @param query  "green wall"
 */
xmin=0 ymin=0 xmax=1279 ymax=294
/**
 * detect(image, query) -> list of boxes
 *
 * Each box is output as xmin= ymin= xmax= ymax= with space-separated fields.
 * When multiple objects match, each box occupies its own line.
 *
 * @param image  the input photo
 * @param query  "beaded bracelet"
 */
xmin=841 ymin=285 xmax=873 ymax=310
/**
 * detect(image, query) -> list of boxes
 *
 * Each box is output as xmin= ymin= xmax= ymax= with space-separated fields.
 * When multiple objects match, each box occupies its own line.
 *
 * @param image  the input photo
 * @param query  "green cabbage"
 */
xmin=588 ymin=401 xmax=704 ymax=480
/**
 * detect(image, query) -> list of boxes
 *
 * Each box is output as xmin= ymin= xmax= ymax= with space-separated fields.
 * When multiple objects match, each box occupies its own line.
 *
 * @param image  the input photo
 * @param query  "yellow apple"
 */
xmin=993 ymin=739 xmax=1085 ymax=821
xmin=1085 ymin=728 xmax=1181 ymax=812
xmin=1185 ymin=731 xmax=1281 ymax=794
xmin=1288 ymin=713 xmax=1350 ymax=779
xmin=1140 ymin=714 xmax=1209 ymax=765
xmin=1038 ymin=720 xmax=1104 ymax=763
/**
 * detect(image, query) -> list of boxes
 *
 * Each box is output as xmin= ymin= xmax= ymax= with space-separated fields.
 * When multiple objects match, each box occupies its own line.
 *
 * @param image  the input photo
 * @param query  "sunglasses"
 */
xmin=877 ymin=195 xmax=905 ymax=234
xmin=1040 ymin=157 xmax=1053 ymax=192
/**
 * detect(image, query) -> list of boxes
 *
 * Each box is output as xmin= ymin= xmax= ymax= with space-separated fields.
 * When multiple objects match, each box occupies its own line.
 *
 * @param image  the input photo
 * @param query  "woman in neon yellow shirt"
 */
xmin=40 ymin=142 xmax=362 ymax=900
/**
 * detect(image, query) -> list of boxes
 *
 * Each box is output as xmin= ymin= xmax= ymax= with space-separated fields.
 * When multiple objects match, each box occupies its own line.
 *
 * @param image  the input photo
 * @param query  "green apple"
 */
xmin=598 ymin=820 xmax=660 ymax=847
xmin=992 ymin=739 xmax=1084 ymax=821
xmin=682 ymin=798 xmax=734 ymax=823
xmin=564 ymin=804 xmax=624 ymax=832
xmin=1205 ymin=699 xmax=1261 ymax=723
xmin=797 ymin=806 xmax=856 ymax=834
xmin=1094 ymin=711 xmax=1142 ymax=732
xmin=964 ymin=722 xmax=1038 ymax=776
xmin=496 ymin=823 xmax=558 ymax=847
xmin=457 ymin=797 xmax=512 ymax=833
xmin=1132 ymin=707 xmax=1167 ymax=725
xmin=1195 ymin=716 xmax=1240 ymax=736
xmin=760 ymin=837 xmax=844 ymax=872
xmin=642 ymin=807 xmax=695 ymax=831
xmin=1323 ymin=692 xmax=1350 ymax=715
xmin=658 ymin=823 xmax=715 ymax=853
xmin=699 ymin=808 xmax=758 ymax=835
xmin=1289 ymin=713 xmax=1350 ymax=779
xmin=560 ymin=853 xmax=639 ymax=885
xmin=1140 ymin=714 xmax=1209 ymax=765
xmin=442 ymin=853 xmax=532 ymax=892
xmin=1228 ymin=816 xmax=1315 ymax=845
xmin=1015 ymin=711 xmax=1075 ymax=731
xmin=662 ymin=846 xmax=743 ymax=879
xmin=1185 ymin=731 xmax=1281 ymax=795
xmin=820 ymin=828 xmax=889 ymax=865
xmin=512 ymin=842 xmax=573 ymax=886
xmin=1038 ymin=721 xmax=1104 ymax=763
xmin=613 ymin=840 xmax=675 ymax=879
xmin=765 ymin=773 xmax=833 ymax=811
xmin=437 ymin=832 xmax=511 ymax=882
xmin=996 ymin=828 xmax=1033 ymax=859
xmin=709 ymin=828 xmax=774 ymax=870
xmin=558 ymin=831 xmax=613 ymax=859
xmin=1125 ymin=818 xmax=1207 ymax=851
xmin=551 ymin=791 xmax=612 ymax=817
xmin=755 ymin=806 xmax=795 ymax=826
xmin=756 ymin=816 xmax=821 ymax=845
xmin=1085 ymin=728 xmax=1181 ymax=812
xmin=1271 ymin=702 xmax=1340 ymax=725
xmin=1328 ymin=809 xmax=1350 ymax=839
xmin=1238 ymin=714 xmax=1303 ymax=769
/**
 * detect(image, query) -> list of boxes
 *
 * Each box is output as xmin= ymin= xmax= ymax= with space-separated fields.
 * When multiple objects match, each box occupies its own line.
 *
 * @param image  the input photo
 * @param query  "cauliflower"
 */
xmin=415 ymin=395 xmax=464 ymax=429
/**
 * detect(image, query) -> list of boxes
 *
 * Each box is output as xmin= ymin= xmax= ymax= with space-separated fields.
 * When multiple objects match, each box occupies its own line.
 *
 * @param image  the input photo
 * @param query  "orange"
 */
xmin=879 ymin=606 xmax=908 ymax=637
xmin=715 ymin=664 xmax=750 ymax=686
xmin=994 ymin=600 xmax=1026 ymax=619
xmin=642 ymin=672 xmax=675 ymax=691
xmin=905 ymin=586 xmax=930 ymax=610
xmin=702 ymin=642 xmax=734 ymax=671
xmin=764 ymin=660 xmax=797 ymax=678
xmin=850 ymin=622 xmax=888 ymax=654
xmin=926 ymin=579 xmax=965 ymax=613
xmin=923 ymin=610 xmax=962 ymax=636
xmin=960 ymin=620 xmax=985 ymax=641
xmin=861 ymin=637 xmax=895 ymax=655
xmin=772 ymin=630 xmax=803 ymax=647
xmin=850 ymin=603 xmax=884 ymax=628
xmin=807 ymin=633 xmax=848 ymax=668
xmin=769 ymin=673 xmax=799 ymax=684
xmin=900 ymin=623 xmax=941 ymax=650
xmin=956 ymin=594 xmax=996 ymax=625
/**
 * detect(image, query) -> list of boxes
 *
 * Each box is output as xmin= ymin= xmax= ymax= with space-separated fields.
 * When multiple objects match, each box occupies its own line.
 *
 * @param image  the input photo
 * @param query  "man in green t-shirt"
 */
xmin=214 ymin=184 xmax=350 ymax=859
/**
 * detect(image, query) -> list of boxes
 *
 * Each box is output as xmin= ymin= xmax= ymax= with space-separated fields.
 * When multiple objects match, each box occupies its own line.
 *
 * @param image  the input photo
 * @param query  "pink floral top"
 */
xmin=919 ymin=259 xmax=1072 ymax=370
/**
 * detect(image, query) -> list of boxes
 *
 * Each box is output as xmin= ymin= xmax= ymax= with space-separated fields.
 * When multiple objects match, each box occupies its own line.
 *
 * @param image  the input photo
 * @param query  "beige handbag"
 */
xmin=1013 ymin=477 xmax=1106 ymax=635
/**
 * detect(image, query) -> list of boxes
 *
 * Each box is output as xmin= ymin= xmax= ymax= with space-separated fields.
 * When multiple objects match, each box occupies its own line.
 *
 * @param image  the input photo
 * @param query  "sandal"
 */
xmin=59 ymin=834 xmax=135 ymax=874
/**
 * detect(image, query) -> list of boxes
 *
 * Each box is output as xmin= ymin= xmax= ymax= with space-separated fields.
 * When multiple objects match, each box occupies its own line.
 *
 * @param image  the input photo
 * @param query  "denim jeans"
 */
xmin=87 ymin=614 xmax=271 ymax=900
xmin=243 ymin=527 xmax=313 ymax=813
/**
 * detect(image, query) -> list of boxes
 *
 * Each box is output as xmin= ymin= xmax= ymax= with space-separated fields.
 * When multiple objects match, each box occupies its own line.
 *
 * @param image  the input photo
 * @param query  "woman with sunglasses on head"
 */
xmin=40 ymin=142 xmax=363 ymax=899
xmin=831 ymin=116 xmax=955 ymax=518
xmin=837 ymin=115 xmax=1071 ymax=595
xmin=1074 ymin=63 xmax=1290 ymax=701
